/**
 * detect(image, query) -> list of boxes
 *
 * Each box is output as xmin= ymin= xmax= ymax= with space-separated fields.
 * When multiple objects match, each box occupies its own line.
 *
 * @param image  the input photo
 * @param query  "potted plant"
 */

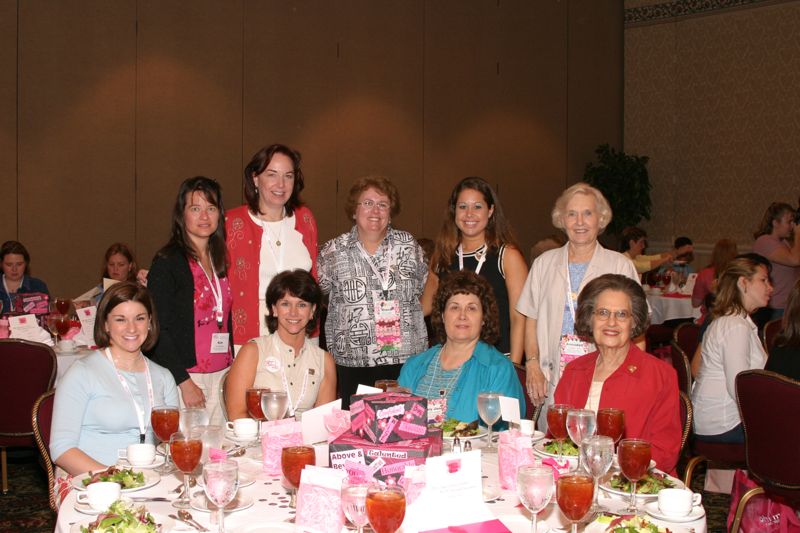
xmin=583 ymin=143 xmax=652 ymax=239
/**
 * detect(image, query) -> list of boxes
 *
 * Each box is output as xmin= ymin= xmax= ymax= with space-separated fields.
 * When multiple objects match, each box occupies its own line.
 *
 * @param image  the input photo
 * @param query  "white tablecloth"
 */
xmin=647 ymin=293 xmax=701 ymax=325
xmin=55 ymin=440 xmax=706 ymax=533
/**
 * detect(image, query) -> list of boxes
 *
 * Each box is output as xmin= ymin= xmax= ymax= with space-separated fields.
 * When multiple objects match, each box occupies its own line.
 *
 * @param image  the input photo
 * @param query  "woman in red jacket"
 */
xmin=553 ymin=274 xmax=681 ymax=475
xmin=226 ymin=144 xmax=318 ymax=350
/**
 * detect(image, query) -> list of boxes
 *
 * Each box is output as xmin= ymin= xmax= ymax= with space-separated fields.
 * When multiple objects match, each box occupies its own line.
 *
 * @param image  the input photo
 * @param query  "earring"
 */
xmin=254 ymin=186 xmax=259 ymax=194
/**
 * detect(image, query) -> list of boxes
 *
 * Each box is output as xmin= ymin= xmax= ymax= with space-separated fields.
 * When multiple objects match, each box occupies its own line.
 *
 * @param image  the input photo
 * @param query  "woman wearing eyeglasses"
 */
xmin=553 ymin=274 xmax=681 ymax=475
xmin=318 ymin=176 xmax=428 ymax=407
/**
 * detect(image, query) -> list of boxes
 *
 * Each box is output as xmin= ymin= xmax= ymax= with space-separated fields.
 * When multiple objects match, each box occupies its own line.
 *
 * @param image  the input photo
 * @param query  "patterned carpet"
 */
xmin=0 ymin=449 xmax=730 ymax=532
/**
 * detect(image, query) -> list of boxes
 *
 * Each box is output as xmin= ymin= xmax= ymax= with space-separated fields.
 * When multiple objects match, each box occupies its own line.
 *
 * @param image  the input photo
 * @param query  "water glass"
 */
xmin=516 ymin=465 xmax=555 ymax=533
xmin=341 ymin=477 xmax=370 ymax=533
xmin=477 ymin=391 xmax=501 ymax=451
xmin=203 ymin=459 xmax=239 ymax=533
xmin=580 ymin=435 xmax=614 ymax=513
xmin=261 ymin=391 xmax=290 ymax=421
xmin=566 ymin=409 xmax=596 ymax=470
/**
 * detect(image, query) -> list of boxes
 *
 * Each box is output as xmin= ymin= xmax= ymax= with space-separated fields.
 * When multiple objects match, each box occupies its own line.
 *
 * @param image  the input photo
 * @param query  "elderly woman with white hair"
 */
xmin=516 ymin=183 xmax=639 ymax=428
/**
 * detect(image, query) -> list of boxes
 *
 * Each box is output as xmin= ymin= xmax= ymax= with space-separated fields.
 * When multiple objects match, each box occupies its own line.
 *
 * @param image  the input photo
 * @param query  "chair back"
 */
xmin=669 ymin=341 xmax=692 ymax=396
xmin=32 ymin=390 xmax=56 ymax=512
xmin=514 ymin=363 xmax=535 ymax=422
xmin=672 ymin=322 xmax=700 ymax=361
xmin=678 ymin=390 xmax=693 ymax=458
xmin=219 ymin=369 xmax=230 ymax=422
xmin=762 ymin=318 xmax=783 ymax=353
xmin=0 ymin=339 xmax=56 ymax=443
xmin=737 ymin=369 xmax=800 ymax=505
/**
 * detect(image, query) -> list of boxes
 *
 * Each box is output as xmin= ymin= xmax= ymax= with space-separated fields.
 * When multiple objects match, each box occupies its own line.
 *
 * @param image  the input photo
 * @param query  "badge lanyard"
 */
xmin=457 ymin=244 xmax=487 ymax=275
xmin=262 ymin=220 xmax=286 ymax=273
xmin=271 ymin=335 xmax=310 ymax=417
xmin=198 ymin=262 xmax=225 ymax=329
xmin=565 ymin=262 xmax=579 ymax=326
xmin=357 ymin=238 xmax=394 ymax=300
xmin=104 ymin=348 xmax=154 ymax=443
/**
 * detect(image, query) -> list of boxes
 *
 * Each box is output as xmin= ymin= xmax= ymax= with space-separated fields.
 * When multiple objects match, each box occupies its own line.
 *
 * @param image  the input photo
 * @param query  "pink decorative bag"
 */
xmin=727 ymin=469 xmax=800 ymax=532
xmin=261 ymin=418 xmax=303 ymax=476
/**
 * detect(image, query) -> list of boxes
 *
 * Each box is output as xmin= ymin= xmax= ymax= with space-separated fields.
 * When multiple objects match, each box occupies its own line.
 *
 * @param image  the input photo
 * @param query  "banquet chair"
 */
xmin=0 ymin=339 xmax=56 ymax=494
xmin=32 ymin=390 xmax=56 ymax=512
xmin=669 ymin=341 xmax=693 ymax=395
xmin=219 ymin=370 xmax=230 ymax=422
xmin=673 ymin=322 xmax=700 ymax=361
xmin=761 ymin=318 xmax=783 ymax=353
xmin=730 ymin=370 xmax=800 ymax=532
xmin=678 ymin=391 xmax=693 ymax=458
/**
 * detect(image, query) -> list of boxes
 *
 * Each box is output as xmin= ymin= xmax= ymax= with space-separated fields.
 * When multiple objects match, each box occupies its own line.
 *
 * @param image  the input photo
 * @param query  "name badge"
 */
xmin=428 ymin=398 xmax=447 ymax=425
xmin=210 ymin=332 xmax=230 ymax=354
xmin=265 ymin=356 xmax=281 ymax=373
xmin=373 ymin=292 xmax=401 ymax=353
xmin=559 ymin=334 xmax=594 ymax=374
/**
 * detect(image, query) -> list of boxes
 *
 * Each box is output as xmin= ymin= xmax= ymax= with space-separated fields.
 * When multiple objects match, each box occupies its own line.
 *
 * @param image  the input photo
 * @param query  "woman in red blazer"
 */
xmin=553 ymin=274 xmax=681 ymax=475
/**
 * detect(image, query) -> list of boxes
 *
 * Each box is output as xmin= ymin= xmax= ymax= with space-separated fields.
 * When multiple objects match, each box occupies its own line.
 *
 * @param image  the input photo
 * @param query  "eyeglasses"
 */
xmin=593 ymin=308 xmax=632 ymax=322
xmin=358 ymin=199 xmax=390 ymax=211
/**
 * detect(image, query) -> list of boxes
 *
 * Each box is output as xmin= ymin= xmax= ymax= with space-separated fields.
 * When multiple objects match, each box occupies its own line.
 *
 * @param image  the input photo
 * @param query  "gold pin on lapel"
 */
xmin=628 ymin=365 xmax=637 ymax=373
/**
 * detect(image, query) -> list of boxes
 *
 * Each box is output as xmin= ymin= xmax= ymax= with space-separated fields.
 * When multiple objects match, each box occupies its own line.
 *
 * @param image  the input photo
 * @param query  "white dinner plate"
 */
xmin=116 ymin=455 xmax=166 ymax=469
xmin=612 ymin=456 xmax=657 ymax=470
xmin=224 ymin=430 xmax=260 ymax=445
xmin=190 ymin=493 xmax=254 ymax=513
xmin=600 ymin=470 xmax=685 ymax=501
xmin=73 ymin=496 xmax=134 ymax=516
xmin=72 ymin=469 xmax=160 ymax=493
xmin=532 ymin=440 xmax=580 ymax=462
xmin=442 ymin=429 xmax=488 ymax=441
xmin=196 ymin=471 xmax=256 ymax=489
xmin=645 ymin=501 xmax=706 ymax=522
xmin=70 ymin=513 xmax=174 ymax=532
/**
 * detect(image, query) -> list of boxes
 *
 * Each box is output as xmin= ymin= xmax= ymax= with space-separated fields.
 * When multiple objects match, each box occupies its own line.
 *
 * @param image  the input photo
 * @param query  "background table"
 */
xmin=646 ymin=291 xmax=701 ymax=325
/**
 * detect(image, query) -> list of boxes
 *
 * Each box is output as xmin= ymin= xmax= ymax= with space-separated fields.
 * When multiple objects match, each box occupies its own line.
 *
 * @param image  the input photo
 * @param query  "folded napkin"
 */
xmin=10 ymin=317 xmax=54 ymax=346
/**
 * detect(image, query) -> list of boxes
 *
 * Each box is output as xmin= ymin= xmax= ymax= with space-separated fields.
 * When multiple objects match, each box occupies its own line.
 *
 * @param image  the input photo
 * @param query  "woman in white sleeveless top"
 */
xmin=225 ymin=269 xmax=336 ymax=419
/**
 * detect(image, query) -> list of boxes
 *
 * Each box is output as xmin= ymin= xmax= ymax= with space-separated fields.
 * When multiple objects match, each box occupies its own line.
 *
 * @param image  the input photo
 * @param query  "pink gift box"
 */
xmin=329 ymin=428 xmax=442 ymax=484
xmin=349 ymin=392 xmax=428 ymax=444
xmin=497 ymin=430 xmax=537 ymax=491
xmin=20 ymin=293 xmax=49 ymax=315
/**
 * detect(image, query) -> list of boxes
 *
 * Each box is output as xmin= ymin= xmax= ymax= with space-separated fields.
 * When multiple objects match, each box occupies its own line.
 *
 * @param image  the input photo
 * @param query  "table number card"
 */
xmin=75 ymin=306 xmax=97 ymax=347
xmin=8 ymin=314 xmax=44 ymax=341
xmin=498 ymin=396 xmax=520 ymax=424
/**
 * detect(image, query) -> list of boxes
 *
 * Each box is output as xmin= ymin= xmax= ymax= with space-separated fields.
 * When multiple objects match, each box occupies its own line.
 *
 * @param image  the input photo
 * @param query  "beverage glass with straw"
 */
xmin=477 ymin=391 xmax=501 ymax=451
xmin=516 ymin=464 xmax=555 ymax=533
xmin=617 ymin=438 xmax=652 ymax=513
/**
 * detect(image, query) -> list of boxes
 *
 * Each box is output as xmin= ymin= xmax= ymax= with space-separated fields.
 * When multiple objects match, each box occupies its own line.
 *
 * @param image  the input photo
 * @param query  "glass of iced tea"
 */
xmin=170 ymin=429 xmax=204 ymax=509
xmin=55 ymin=297 xmax=71 ymax=315
xmin=281 ymin=445 xmax=316 ymax=508
xmin=617 ymin=438 xmax=652 ymax=513
xmin=547 ymin=404 xmax=571 ymax=462
xmin=366 ymin=482 xmax=406 ymax=533
xmin=246 ymin=388 xmax=269 ymax=420
xmin=556 ymin=473 xmax=594 ymax=533
xmin=151 ymin=405 xmax=180 ymax=474
xmin=597 ymin=407 xmax=625 ymax=445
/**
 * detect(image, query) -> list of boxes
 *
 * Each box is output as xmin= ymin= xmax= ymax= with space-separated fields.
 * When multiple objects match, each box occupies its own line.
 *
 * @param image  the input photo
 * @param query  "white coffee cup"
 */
xmin=658 ymin=488 xmax=702 ymax=517
xmin=518 ymin=419 xmax=535 ymax=435
xmin=226 ymin=418 xmax=258 ymax=438
xmin=77 ymin=481 xmax=121 ymax=511
xmin=57 ymin=339 xmax=76 ymax=352
xmin=118 ymin=443 xmax=156 ymax=466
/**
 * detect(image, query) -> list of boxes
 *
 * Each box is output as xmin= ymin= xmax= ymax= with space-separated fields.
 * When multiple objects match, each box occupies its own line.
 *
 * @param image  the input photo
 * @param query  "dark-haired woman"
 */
xmin=147 ymin=177 xmax=233 ymax=426
xmin=423 ymin=177 xmax=528 ymax=363
xmin=226 ymin=144 xmax=318 ymax=350
xmin=225 ymin=269 xmax=336 ymax=420
xmin=0 ymin=240 xmax=49 ymax=314
xmin=78 ymin=242 xmax=140 ymax=306
xmin=50 ymin=282 xmax=178 ymax=475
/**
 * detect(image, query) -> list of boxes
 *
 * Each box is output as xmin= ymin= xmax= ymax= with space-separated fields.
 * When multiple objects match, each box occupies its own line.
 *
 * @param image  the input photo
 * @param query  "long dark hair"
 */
xmin=430 ymin=177 xmax=520 ymax=274
xmin=243 ymin=144 xmax=305 ymax=217
xmin=156 ymin=176 xmax=227 ymax=277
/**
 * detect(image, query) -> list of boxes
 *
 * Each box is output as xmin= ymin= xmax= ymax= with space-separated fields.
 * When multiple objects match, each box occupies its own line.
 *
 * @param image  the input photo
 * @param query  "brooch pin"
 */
xmin=627 ymin=365 xmax=637 ymax=373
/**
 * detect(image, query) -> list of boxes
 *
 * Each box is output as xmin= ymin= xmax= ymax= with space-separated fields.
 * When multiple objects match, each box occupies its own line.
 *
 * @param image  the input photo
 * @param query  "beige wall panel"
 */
xmin=18 ymin=0 xmax=136 ymax=297
xmin=136 ymin=0 xmax=243 ymax=266
xmin=242 ymin=0 xmax=340 ymax=245
xmin=333 ymin=0 xmax=425 ymax=239
xmin=0 ymin=1 xmax=17 ymax=238
xmin=568 ymin=0 xmax=624 ymax=185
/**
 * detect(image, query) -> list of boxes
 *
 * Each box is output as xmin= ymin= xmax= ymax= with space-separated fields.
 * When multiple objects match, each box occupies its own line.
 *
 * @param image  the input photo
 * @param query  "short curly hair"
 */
xmin=574 ymin=274 xmax=649 ymax=340
xmin=344 ymin=176 xmax=401 ymax=220
xmin=551 ymin=182 xmax=612 ymax=234
xmin=430 ymin=270 xmax=500 ymax=345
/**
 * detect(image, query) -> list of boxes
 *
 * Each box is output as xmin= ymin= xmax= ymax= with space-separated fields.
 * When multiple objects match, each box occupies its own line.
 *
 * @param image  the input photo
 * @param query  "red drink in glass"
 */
xmin=171 ymin=439 xmax=202 ymax=472
xmin=556 ymin=474 xmax=594 ymax=521
xmin=246 ymin=388 xmax=268 ymax=420
xmin=151 ymin=408 xmax=180 ymax=442
xmin=547 ymin=404 xmax=570 ymax=441
xmin=281 ymin=446 xmax=316 ymax=489
xmin=597 ymin=408 xmax=625 ymax=443
xmin=55 ymin=298 xmax=71 ymax=315
xmin=618 ymin=439 xmax=651 ymax=482
xmin=55 ymin=316 xmax=71 ymax=336
xmin=366 ymin=486 xmax=406 ymax=533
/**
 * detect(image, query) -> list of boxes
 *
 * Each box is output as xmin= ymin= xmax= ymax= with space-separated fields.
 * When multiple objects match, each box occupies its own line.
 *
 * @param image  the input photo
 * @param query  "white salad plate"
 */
xmin=72 ymin=469 xmax=160 ymax=493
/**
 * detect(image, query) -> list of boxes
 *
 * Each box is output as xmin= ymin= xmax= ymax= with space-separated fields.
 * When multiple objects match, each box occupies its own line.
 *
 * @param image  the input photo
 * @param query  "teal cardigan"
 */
xmin=398 ymin=340 xmax=526 ymax=423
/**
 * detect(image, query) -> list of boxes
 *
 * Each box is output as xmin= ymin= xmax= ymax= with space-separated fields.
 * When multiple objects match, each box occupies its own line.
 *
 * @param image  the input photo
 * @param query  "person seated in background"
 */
xmin=765 ymin=279 xmax=800 ymax=381
xmin=692 ymin=256 xmax=770 ymax=444
xmin=691 ymin=238 xmax=738 ymax=321
xmin=76 ymin=243 xmax=140 ymax=306
xmin=0 ymin=240 xmax=49 ymax=315
xmin=619 ymin=227 xmax=692 ymax=276
xmin=225 ymin=269 xmax=336 ymax=420
xmin=553 ymin=274 xmax=681 ymax=475
xmin=399 ymin=270 xmax=525 ymax=424
xmin=530 ymin=233 xmax=566 ymax=261
xmin=657 ymin=236 xmax=695 ymax=279
xmin=50 ymin=282 xmax=178 ymax=475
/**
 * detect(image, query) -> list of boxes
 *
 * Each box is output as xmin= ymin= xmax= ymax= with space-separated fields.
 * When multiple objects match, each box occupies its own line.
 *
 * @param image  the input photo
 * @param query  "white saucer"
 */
xmin=644 ymin=501 xmax=706 ymax=522
xmin=116 ymin=456 xmax=165 ymax=469
xmin=225 ymin=430 xmax=259 ymax=444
